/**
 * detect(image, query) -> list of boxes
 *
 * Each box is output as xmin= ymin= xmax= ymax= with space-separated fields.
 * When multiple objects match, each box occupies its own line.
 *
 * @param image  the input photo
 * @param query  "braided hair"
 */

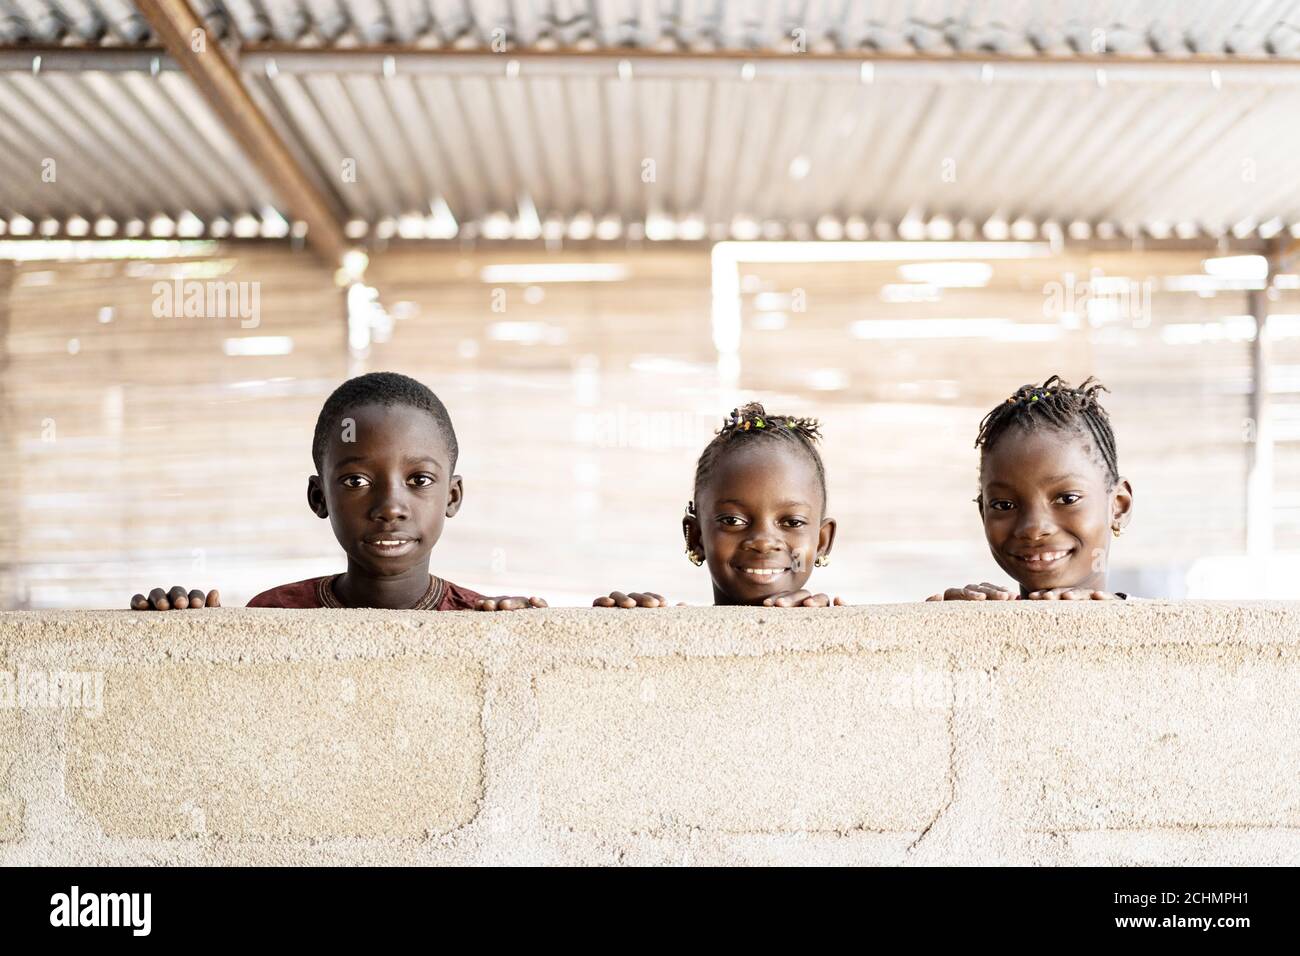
xmin=975 ymin=375 xmax=1119 ymax=487
xmin=692 ymin=402 xmax=827 ymax=508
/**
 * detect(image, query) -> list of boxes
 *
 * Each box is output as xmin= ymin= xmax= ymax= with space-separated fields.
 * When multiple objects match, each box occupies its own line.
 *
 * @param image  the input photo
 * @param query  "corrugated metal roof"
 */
xmin=4 ymin=0 xmax=1300 ymax=57
xmin=247 ymin=59 xmax=1300 ymax=242
xmin=5 ymin=51 xmax=1300 ymax=241
xmin=0 ymin=67 xmax=279 ymax=233
xmin=5 ymin=2 xmax=1300 ymax=240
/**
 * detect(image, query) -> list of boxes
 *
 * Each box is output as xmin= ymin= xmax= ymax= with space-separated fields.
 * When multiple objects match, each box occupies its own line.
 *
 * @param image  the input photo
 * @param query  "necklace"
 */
xmin=315 ymin=574 xmax=446 ymax=610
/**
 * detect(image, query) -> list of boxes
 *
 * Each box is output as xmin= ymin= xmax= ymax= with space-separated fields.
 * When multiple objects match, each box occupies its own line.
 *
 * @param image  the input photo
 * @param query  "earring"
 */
xmin=814 ymin=554 xmax=829 ymax=568
xmin=683 ymin=501 xmax=702 ymax=564
xmin=1111 ymin=524 xmax=1123 ymax=538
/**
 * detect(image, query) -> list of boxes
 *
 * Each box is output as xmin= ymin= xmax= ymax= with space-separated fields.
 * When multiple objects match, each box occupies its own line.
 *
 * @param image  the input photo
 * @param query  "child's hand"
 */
xmin=474 ymin=596 xmax=548 ymax=611
xmin=761 ymin=590 xmax=844 ymax=608
xmin=1024 ymin=588 xmax=1120 ymax=600
xmin=592 ymin=591 xmax=681 ymax=608
xmin=925 ymin=583 xmax=1016 ymax=601
xmin=130 ymin=586 xmax=220 ymax=610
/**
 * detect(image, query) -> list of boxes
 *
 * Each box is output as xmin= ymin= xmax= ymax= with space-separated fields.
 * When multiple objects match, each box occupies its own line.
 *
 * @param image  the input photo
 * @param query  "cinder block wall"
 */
xmin=2 ymin=604 xmax=1298 ymax=866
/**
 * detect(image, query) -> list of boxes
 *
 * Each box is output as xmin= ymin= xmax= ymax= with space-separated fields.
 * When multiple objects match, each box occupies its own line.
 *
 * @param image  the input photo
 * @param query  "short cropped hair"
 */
xmin=312 ymin=372 xmax=459 ymax=472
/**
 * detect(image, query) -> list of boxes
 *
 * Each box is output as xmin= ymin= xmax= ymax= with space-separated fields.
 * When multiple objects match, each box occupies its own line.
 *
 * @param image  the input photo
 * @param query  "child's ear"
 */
xmin=817 ymin=516 xmax=838 ymax=560
xmin=445 ymin=475 xmax=464 ymax=518
xmin=682 ymin=509 xmax=703 ymax=557
xmin=307 ymin=476 xmax=328 ymax=519
xmin=1111 ymin=477 xmax=1134 ymax=530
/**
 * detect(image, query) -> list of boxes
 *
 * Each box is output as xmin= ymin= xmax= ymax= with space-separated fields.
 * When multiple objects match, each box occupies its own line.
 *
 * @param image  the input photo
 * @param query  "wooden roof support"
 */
xmin=132 ymin=0 xmax=349 ymax=267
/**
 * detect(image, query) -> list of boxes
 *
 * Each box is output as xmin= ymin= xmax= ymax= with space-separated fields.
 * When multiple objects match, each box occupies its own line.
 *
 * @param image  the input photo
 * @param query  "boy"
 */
xmin=131 ymin=372 xmax=546 ymax=611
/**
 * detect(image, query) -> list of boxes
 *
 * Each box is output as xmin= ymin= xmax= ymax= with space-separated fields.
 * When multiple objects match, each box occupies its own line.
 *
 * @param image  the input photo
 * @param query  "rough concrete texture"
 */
xmin=0 ymin=602 xmax=1297 ymax=866
xmin=65 ymin=659 xmax=484 ymax=840
xmin=537 ymin=653 xmax=951 ymax=833
xmin=0 ymin=662 xmax=20 ymax=842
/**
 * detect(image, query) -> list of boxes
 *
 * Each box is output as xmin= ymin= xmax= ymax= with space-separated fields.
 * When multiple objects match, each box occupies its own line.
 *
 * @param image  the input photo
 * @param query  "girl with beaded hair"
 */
xmin=593 ymin=402 xmax=842 ymax=608
xmin=928 ymin=375 xmax=1135 ymax=601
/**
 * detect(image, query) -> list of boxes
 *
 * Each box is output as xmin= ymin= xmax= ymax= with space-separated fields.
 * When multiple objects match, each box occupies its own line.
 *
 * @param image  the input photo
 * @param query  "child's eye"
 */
xmin=717 ymin=515 xmax=747 ymax=527
xmin=340 ymin=475 xmax=370 ymax=488
xmin=1056 ymin=493 xmax=1082 ymax=505
xmin=782 ymin=518 xmax=807 ymax=528
xmin=989 ymin=500 xmax=1014 ymax=512
xmin=408 ymin=474 xmax=436 ymax=487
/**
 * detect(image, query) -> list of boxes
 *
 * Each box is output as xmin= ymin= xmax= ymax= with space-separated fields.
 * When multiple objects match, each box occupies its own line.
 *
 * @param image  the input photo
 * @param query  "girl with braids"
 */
xmin=928 ymin=375 xmax=1134 ymax=601
xmin=593 ymin=402 xmax=842 ymax=608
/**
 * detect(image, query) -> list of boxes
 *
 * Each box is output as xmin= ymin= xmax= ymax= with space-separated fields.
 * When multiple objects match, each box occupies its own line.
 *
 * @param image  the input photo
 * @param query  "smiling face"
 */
xmin=979 ymin=425 xmax=1132 ymax=595
xmin=685 ymin=442 xmax=835 ymax=606
xmin=307 ymin=403 xmax=462 ymax=579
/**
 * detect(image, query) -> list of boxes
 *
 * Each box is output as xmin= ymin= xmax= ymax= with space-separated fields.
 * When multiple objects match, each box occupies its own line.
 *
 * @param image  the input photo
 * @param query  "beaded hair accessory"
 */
xmin=719 ymin=405 xmax=822 ymax=442
xmin=1005 ymin=384 xmax=1057 ymax=406
xmin=1003 ymin=375 xmax=1107 ymax=410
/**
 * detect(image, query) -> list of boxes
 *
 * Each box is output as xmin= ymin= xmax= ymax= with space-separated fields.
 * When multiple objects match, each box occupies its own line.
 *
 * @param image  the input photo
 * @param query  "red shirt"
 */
xmin=247 ymin=574 xmax=486 ymax=610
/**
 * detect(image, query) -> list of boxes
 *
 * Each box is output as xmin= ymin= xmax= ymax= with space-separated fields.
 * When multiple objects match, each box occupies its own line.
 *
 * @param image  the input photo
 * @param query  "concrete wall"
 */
xmin=1 ymin=603 xmax=1298 ymax=866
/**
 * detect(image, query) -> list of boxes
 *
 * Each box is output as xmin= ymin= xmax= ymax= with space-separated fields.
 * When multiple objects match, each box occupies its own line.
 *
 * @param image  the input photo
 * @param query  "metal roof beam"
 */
xmin=0 ymin=48 xmax=177 ymax=72
xmin=9 ymin=44 xmax=1300 ymax=81
xmin=232 ymin=45 xmax=1300 ymax=81
xmin=127 ymin=3 xmax=349 ymax=266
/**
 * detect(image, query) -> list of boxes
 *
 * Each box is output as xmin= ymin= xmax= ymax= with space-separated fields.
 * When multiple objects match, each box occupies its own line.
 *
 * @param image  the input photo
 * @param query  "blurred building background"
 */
xmin=1 ymin=0 xmax=1298 ymax=606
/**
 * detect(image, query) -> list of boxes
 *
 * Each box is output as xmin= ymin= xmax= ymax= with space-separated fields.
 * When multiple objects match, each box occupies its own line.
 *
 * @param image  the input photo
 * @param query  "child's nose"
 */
xmin=1014 ymin=503 xmax=1056 ymax=538
xmin=370 ymin=485 xmax=410 ymax=521
xmin=743 ymin=530 xmax=783 ymax=552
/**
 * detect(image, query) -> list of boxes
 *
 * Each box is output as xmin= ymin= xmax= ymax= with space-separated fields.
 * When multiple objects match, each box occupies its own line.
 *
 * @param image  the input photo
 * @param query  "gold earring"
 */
xmin=1111 ymin=524 xmax=1123 ymax=538
xmin=683 ymin=526 xmax=703 ymax=565
xmin=814 ymin=554 xmax=829 ymax=568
